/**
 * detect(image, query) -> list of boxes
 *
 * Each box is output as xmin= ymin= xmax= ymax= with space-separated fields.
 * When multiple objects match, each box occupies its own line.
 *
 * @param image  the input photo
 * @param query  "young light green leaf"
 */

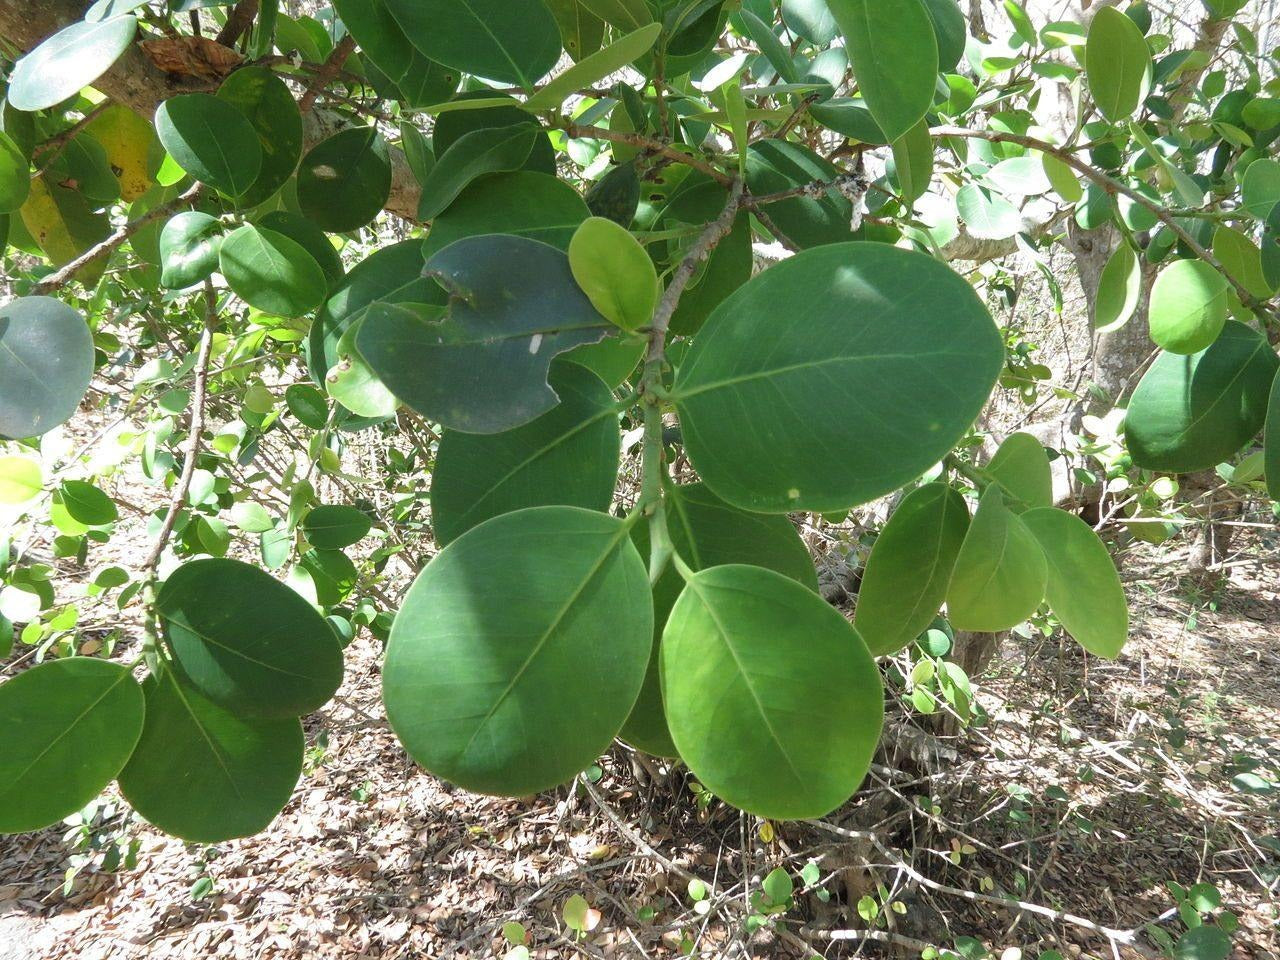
xmin=525 ymin=23 xmax=661 ymax=110
xmin=1094 ymin=242 xmax=1142 ymax=333
xmin=986 ymin=432 xmax=1052 ymax=510
xmin=0 ymin=456 xmax=42 ymax=505
xmin=1148 ymin=259 xmax=1229 ymax=355
xmin=1085 ymin=7 xmax=1152 ymax=123
xmin=568 ymin=216 xmax=659 ymax=332
xmin=946 ymin=486 xmax=1048 ymax=633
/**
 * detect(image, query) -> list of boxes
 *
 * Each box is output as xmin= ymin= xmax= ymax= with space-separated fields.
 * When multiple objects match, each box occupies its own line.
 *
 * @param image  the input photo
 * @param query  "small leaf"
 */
xmin=302 ymin=504 xmax=373 ymax=549
xmin=569 ymin=217 xmax=658 ymax=332
xmin=59 ymin=480 xmax=118 ymax=525
xmin=763 ymin=867 xmax=794 ymax=905
xmin=1093 ymin=243 xmax=1141 ymax=332
xmin=159 ymin=212 xmax=223 ymax=290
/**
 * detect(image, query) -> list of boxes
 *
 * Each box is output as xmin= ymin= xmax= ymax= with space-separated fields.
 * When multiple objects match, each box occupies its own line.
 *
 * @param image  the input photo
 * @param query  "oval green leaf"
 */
xmin=215 ymin=66 xmax=304 ymax=208
xmin=60 ymin=479 xmax=118 ymax=525
xmin=525 ymin=23 xmax=661 ymax=111
xmin=0 ymin=658 xmax=144 ymax=834
xmin=119 ymin=671 xmax=303 ymax=843
xmin=945 ymin=486 xmax=1048 ymax=633
xmin=854 ymin=483 xmax=970 ymax=657
xmin=1094 ymin=242 xmax=1141 ymax=332
xmin=418 ymin=124 xmax=539 ymax=221
xmin=1266 ymin=369 xmax=1280 ymax=502
xmin=0 ymin=456 xmax=42 ymax=504
xmin=382 ymin=506 xmax=652 ymax=796
xmin=0 ymin=296 xmax=94 ymax=441
xmin=297 ymin=127 xmax=392 ymax=234
xmin=672 ymin=243 xmax=1004 ymax=513
xmin=1127 ymin=320 xmax=1278 ymax=473
xmin=157 ymin=558 xmax=344 ymax=718
xmin=159 ymin=211 xmax=223 ymax=290
xmin=302 ymin=504 xmax=374 ymax=549
xmin=7 ymin=16 xmax=139 ymax=113
xmin=1085 ymin=6 xmax=1152 ymax=123
xmin=1149 ymin=259 xmax=1229 ymax=355
xmin=986 ymin=432 xmax=1052 ymax=510
xmin=569 ymin=216 xmax=658 ymax=332
xmin=219 ymin=224 xmax=327 ymax=318
xmin=1021 ymin=507 xmax=1128 ymax=659
xmin=661 ymin=564 xmax=883 ymax=820
xmin=155 ymin=94 xmax=263 ymax=198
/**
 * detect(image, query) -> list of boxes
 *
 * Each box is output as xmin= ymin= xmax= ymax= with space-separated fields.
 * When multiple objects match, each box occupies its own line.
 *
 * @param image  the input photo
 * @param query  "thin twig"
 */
xmin=300 ymin=35 xmax=357 ymax=113
xmin=556 ymin=119 xmax=733 ymax=187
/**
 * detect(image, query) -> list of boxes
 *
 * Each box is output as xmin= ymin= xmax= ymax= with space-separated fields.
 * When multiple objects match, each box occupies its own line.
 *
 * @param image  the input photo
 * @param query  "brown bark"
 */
xmin=0 ymin=0 xmax=423 ymax=224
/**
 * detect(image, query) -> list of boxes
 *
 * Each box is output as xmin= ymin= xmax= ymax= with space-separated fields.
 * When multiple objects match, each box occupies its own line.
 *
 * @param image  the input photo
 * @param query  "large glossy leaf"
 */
xmin=986 ymin=433 xmax=1052 ymax=510
xmin=423 ymin=171 xmax=590 ymax=259
xmin=1266 ymin=369 xmax=1280 ymax=502
xmin=307 ymin=241 xmax=434 ymax=384
xmin=358 ymin=235 xmax=611 ymax=434
xmin=216 ymin=67 xmax=304 ymax=208
xmin=1127 ymin=320 xmax=1278 ymax=473
xmin=828 ymin=0 xmax=938 ymax=143
xmin=219 ymin=225 xmax=327 ymax=318
xmin=159 ymin=211 xmax=223 ymax=290
xmin=418 ymin=125 xmax=539 ymax=221
xmin=118 ymin=671 xmax=303 ymax=843
xmin=1094 ymin=242 xmax=1142 ymax=332
xmin=158 ymin=558 xmax=344 ymax=717
xmin=431 ymin=361 xmax=619 ymax=546
xmin=1242 ymin=158 xmax=1280 ymax=220
xmin=1149 ymin=259 xmax=1228 ymax=355
xmin=303 ymin=505 xmax=373 ymax=549
xmin=920 ymin=0 xmax=967 ymax=72
xmin=745 ymin=140 xmax=860 ymax=248
xmin=382 ymin=506 xmax=652 ymax=796
xmin=1085 ymin=7 xmax=1152 ymax=123
xmin=569 ymin=216 xmax=659 ymax=332
xmin=624 ymin=483 xmax=818 ymax=757
xmin=0 ymin=658 xmax=144 ymax=834
xmin=854 ymin=483 xmax=970 ymax=657
xmin=1021 ymin=508 xmax=1128 ymax=659
xmin=672 ymin=243 xmax=1004 ymax=513
xmin=946 ymin=486 xmax=1047 ymax=633
xmin=0 ymin=297 xmax=94 ymax=441
xmin=155 ymin=94 xmax=263 ymax=198
xmin=782 ymin=0 xmax=838 ymax=44
xmin=525 ymin=23 xmax=662 ymax=110
xmin=333 ymin=0 xmax=460 ymax=108
xmin=433 ymin=97 xmax=557 ymax=176
xmin=297 ymin=128 xmax=392 ymax=233
xmin=7 ymin=16 xmax=138 ymax=112
xmin=661 ymin=564 xmax=882 ymax=819
xmin=384 ymin=0 xmax=562 ymax=89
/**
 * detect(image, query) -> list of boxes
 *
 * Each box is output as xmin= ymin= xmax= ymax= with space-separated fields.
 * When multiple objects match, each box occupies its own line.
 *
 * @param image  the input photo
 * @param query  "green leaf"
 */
xmin=828 ymin=0 xmax=938 ymax=143
xmin=946 ymin=486 xmax=1048 ymax=633
xmin=259 ymin=211 xmax=344 ymax=286
xmin=763 ymin=867 xmax=794 ymax=905
xmin=920 ymin=0 xmax=967 ymax=72
xmin=285 ymin=383 xmax=329 ymax=429
xmin=892 ymin=121 xmax=934 ymax=205
xmin=1021 ymin=508 xmax=1128 ymax=659
xmin=384 ymin=0 xmax=562 ymax=89
xmin=1085 ymin=7 xmax=1152 ymax=123
xmin=1242 ymin=158 xmax=1280 ymax=220
xmin=563 ymin=893 xmax=591 ymax=932
xmin=525 ymin=23 xmax=662 ymax=110
xmin=672 ymin=243 xmax=1004 ymax=513
xmin=424 ymin=171 xmax=590 ymax=259
xmin=1042 ymin=153 xmax=1083 ymax=204
xmin=0 ymin=297 xmax=95 ymax=441
xmin=417 ymin=125 xmax=539 ymax=221
xmin=854 ymin=483 xmax=970 ymax=657
xmin=738 ymin=9 xmax=798 ymax=84
xmin=303 ymin=505 xmax=374 ymax=549
xmin=119 ymin=671 xmax=304 ymax=843
xmin=1148 ymin=259 xmax=1229 ymax=355
xmin=219 ymin=224 xmax=327 ymax=318
xmin=20 ymin=177 xmax=110 ymax=281
xmin=544 ymin=0 xmax=606 ymax=61
xmin=1212 ymin=225 xmax=1274 ymax=300
xmin=1127 ymin=320 xmax=1278 ymax=473
xmin=986 ymin=433 xmax=1052 ymax=510
xmin=157 ymin=558 xmax=344 ymax=718
xmin=333 ymin=0 xmax=460 ymax=108
xmin=215 ymin=67 xmax=304 ymax=208
xmin=297 ymin=127 xmax=392 ymax=233
xmin=569 ymin=216 xmax=659 ymax=332
xmin=155 ymin=94 xmax=263 ymax=198
xmin=957 ymin=183 xmax=1023 ymax=240
xmin=60 ymin=480 xmax=118 ymax=525
xmin=7 ymin=15 xmax=139 ymax=113
xmin=0 ymin=131 xmax=29 ymax=214
xmin=431 ymin=361 xmax=620 ymax=546
xmin=230 ymin=501 xmax=275 ymax=533
xmin=307 ymin=241 xmax=434 ymax=384
xmin=327 ymin=323 xmax=399 ymax=419
xmin=0 ymin=658 xmax=144 ymax=834
xmin=0 ymin=456 xmax=42 ymax=504
xmin=1094 ymin=242 xmax=1142 ymax=332
xmin=1265 ymin=369 xmax=1280 ymax=502
xmin=985 ymin=155 xmax=1051 ymax=197
xmin=159 ymin=211 xmax=223 ymax=290
xmin=579 ymin=0 xmax=653 ymax=32
xmin=809 ymin=98 xmax=889 ymax=145
xmin=661 ymin=564 xmax=883 ymax=820
xmin=782 ymin=0 xmax=838 ymax=45
xmin=625 ymin=482 xmax=818 ymax=757
xmin=1174 ymin=927 xmax=1231 ymax=960
xmin=433 ymin=96 xmax=556 ymax=175
xmin=358 ymin=235 xmax=610 ymax=434
xmin=745 ymin=140 xmax=860 ymax=248
xmin=382 ymin=506 xmax=652 ymax=796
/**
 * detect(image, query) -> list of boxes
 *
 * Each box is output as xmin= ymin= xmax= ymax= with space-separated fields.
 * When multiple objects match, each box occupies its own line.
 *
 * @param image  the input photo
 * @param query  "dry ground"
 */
xmin=1 ymin=525 xmax=1277 ymax=960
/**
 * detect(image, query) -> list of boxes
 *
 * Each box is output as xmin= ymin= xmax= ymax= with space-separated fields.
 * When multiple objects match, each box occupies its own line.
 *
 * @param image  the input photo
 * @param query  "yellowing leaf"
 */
xmin=19 ymin=176 xmax=110 ymax=282
xmin=84 ymin=104 xmax=160 ymax=201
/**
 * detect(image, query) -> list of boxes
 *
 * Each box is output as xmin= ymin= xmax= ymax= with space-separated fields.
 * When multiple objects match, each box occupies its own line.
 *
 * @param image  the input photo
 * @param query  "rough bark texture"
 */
xmin=0 ymin=0 xmax=423 ymax=223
